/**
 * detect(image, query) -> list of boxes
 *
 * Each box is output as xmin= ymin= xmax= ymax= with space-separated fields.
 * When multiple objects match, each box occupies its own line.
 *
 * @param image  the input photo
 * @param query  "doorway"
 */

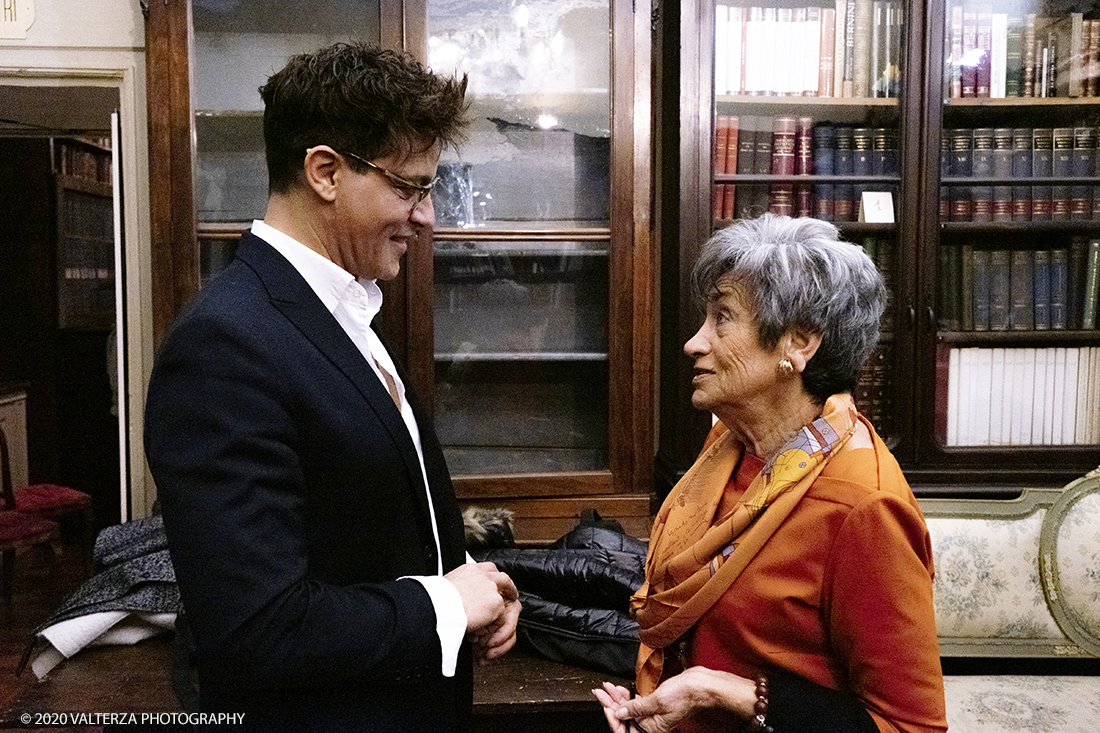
xmin=0 ymin=84 xmax=126 ymax=529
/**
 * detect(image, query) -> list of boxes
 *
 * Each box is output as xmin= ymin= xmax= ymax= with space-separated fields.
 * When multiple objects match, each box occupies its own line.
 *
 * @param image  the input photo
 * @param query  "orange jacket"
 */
xmin=683 ymin=417 xmax=947 ymax=733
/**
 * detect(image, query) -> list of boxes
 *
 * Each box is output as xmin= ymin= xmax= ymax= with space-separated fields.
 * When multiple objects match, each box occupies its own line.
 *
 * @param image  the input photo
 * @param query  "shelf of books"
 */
xmin=712 ymin=1 xmax=905 ymax=441
xmin=713 ymin=1 xmax=904 ymax=223
xmin=936 ymin=0 xmax=1100 ymax=453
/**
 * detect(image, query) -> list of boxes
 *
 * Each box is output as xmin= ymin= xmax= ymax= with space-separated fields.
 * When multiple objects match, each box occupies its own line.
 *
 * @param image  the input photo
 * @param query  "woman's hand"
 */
xmin=593 ymin=682 xmax=634 ymax=733
xmin=593 ymin=667 xmax=758 ymax=733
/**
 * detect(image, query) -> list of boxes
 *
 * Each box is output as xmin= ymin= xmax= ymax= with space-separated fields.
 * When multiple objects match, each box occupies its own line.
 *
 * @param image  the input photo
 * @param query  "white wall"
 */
xmin=2 ymin=0 xmax=143 ymax=47
xmin=1 ymin=0 xmax=154 ymax=520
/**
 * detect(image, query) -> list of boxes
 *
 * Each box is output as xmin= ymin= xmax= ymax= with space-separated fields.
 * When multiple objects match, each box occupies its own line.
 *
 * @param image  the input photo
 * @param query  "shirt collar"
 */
xmin=250 ymin=219 xmax=383 ymax=322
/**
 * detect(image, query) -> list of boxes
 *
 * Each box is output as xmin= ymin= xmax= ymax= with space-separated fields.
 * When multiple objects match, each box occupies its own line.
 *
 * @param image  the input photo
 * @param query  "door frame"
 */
xmin=0 ymin=52 xmax=155 ymax=521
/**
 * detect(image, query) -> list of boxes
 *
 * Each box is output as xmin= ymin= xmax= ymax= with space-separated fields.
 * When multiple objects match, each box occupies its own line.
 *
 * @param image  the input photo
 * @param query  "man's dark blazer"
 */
xmin=144 ymin=231 xmax=472 ymax=731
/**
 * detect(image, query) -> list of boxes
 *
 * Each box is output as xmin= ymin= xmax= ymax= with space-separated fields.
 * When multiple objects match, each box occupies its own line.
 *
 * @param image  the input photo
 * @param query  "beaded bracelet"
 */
xmin=751 ymin=675 xmax=775 ymax=732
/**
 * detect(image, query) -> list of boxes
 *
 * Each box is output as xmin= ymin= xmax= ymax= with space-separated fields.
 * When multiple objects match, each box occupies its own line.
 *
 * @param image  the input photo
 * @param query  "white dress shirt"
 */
xmin=251 ymin=220 xmax=467 ymax=677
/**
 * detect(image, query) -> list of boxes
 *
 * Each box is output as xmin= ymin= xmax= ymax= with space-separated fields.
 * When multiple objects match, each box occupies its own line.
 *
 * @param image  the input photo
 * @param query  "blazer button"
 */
xmin=423 ymin=544 xmax=436 ymax=564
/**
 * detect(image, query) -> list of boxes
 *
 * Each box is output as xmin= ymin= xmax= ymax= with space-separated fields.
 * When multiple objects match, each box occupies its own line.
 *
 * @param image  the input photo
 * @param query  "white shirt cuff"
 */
xmin=405 ymin=575 xmax=467 ymax=677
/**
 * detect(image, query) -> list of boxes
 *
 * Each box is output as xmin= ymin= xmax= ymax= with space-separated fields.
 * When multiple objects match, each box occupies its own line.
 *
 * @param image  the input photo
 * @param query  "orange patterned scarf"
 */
xmin=631 ymin=394 xmax=859 ymax=694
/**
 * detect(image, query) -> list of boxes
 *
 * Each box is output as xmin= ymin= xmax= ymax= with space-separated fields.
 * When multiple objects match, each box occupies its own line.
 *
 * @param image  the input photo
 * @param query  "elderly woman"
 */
xmin=595 ymin=215 xmax=946 ymax=733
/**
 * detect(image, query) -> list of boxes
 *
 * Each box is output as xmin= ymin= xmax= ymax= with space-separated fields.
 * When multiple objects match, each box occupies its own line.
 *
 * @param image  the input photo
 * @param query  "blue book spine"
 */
xmin=989 ymin=249 xmax=1011 ymax=331
xmin=973 ymin=248 xmax=991 ymax=331
xmin=1071 ymin=127 xmax=1095 ymax=220
xmin=1012 ymin=127 xmax=1032 ymax=221
xmin=1050 ymin=247 xmax=1068 ymax=330
xmin=852 ymin=127 xmax=874 ymax=176
xmin=813 ymin=124 xmax=836 ymax=221
xmin=1032 ymin=249 xmax=1051 ymax=330
xmin=1009 ymin=248 xmax=1034 ymax=331
xmin=835 ymin=126 xmax=855 ymax=221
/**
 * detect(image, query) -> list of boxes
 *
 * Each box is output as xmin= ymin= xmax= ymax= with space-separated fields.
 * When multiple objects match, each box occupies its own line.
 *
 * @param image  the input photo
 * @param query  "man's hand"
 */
xmin=444 ymin=561 xmax=520 ymax=662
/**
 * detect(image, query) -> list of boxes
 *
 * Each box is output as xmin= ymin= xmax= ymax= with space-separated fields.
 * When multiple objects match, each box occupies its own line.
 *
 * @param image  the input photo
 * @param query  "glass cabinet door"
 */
xmin=933 ymin=0 xmax=1100 ymax=468
xmin=711 ymin=0 xmax=908 ymax=447
xmin=426 ymin=0 xmax=613 ymax=475
xmin=190 ymin=0 xmax=382 ymax=283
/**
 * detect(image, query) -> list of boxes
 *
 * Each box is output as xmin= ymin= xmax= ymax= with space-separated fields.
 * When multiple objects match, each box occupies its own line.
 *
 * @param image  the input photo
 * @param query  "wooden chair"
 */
xmin=0 ymin=425 xmax=94 ymax=568
xmin=0 ymin=427 xmax=61 ymax=606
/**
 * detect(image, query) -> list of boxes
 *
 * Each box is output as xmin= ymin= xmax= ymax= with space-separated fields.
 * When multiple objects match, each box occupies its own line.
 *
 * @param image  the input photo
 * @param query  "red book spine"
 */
xmin=723 ymin=184 xmax=736 ymax=220
xmin=770 ymin=116 xmax=797 ymax=175
xmin=726 ymin=116 xmax=740 ymax=175
xmin=795 ymin=116 xmax=814 ymax=217
xmin=715 ymin=115 xmax=731 ymax=175
xmin=770 ymin=116 xmax=796 ymax=216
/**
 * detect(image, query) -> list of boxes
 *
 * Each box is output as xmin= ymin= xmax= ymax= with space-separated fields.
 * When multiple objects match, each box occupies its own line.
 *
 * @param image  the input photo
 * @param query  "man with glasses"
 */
xmin=144 ymin=43 xmax=520 ymax=732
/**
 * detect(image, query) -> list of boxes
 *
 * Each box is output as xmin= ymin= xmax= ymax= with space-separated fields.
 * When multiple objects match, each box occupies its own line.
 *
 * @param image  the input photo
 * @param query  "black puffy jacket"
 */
xmin=473 ymin=512 xmax=647 ymax=677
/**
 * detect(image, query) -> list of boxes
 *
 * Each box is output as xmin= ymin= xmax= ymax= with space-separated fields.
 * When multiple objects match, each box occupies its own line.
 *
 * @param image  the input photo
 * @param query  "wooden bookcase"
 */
xmin=143 ymin=0 xmax=655 ymax=541
xmin=656 ymin=0 xmax=1100 ymax=496
xmin=0 ymin=138 xmax=120 ymax=526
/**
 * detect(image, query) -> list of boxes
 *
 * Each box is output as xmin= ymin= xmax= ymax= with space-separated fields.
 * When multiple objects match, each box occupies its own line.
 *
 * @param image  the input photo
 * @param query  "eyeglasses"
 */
xmin=338 ymin=150 xmax=438 ymax=204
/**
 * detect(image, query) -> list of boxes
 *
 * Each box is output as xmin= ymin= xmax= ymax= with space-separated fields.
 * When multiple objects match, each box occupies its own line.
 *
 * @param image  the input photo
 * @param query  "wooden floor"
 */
xmin=0 ymin=534 xmax=92 ymax=730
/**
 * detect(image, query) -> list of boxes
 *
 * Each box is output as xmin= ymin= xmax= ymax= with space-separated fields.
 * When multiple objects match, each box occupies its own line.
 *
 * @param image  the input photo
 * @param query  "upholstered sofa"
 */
xmin=921 ymin=470 xmax=1100 ymax=733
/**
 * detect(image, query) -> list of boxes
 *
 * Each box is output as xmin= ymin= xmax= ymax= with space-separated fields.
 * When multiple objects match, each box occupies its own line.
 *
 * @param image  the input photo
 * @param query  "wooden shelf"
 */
xmin=939 ymin=220 xmax=1100 ymax=232
xmin=945 ymin=97 xmax=1100 ymax=107
xmin=716 ymin=95 xmax=899 ymax=106
xmin=937 ymin=330 xmax=1100 ymax=345
xmin=714 ymin=174 xmax=900 ymax=183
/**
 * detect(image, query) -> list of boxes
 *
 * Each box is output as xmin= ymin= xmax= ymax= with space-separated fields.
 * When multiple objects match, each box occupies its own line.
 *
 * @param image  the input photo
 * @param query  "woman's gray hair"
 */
xmin=691 ymin=213 xmax=886 ymax=403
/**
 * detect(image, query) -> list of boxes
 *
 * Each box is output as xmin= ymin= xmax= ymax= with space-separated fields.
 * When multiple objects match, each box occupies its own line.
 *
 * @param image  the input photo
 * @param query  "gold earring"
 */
xmin=778 ymin=358 xmax=794 ymax=376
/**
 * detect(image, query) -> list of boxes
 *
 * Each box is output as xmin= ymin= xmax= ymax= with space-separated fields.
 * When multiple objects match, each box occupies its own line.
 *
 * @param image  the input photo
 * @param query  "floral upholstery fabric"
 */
xmin=943 ymin=675 xmax=1100 ymax=733
xmin=1054 ymin=491 xmax=1100 ymax=645
xmin=927 ymin=512 xmax=1064 ymax=644
xmin=922 ymin=475 xmax=1100 ymax=656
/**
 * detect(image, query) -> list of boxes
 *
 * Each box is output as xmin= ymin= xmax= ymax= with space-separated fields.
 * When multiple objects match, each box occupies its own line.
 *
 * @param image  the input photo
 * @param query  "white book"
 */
xmin=1033 ymin=347 xmax=1049 ymax=444
xmin=782 ymin=8 xmax=795 ymax=95
xmin=989 ymin=348 xmax=1006 ymax=444
xmin=1022 ymin=348 xmax=1038 ymax=445
xmin=1007 ymin=348 xmax=1026 ymax=445
xmin=1093 ymin=346 xmax=1100 ymax=444
xmin=834 ymin=0 xmax=848 ymax=97
xmin=1064 ymin=347 xmax=1080 ymax=443
xmin=947 ymin=347 xmax=961 ymax=446
xmin=764 ymin=7 xmax=780 ymax=95
xmin=1082 ymin=347 xmax=1094 ymax=445
xmin=786 ymin=7 xmax=802 ymax=96
xmin=1040 ymin=348 xmax=1057 ymax=444
xmin=729 ymin=7 xmax=744 ymax=95
xmin=1003 ymin=348 xmax=1018 ymax=444
xmin=1052 ymin=347 xmax=1067 ymax=445
xmin=1086 ymin=347 xmax=1094 ymax=445
xmin=1000 ymin=348 xmax=1014 ymax=445
xmin=1040 ymin=45 xmax=1049 ymax=97
xmin=715 ymin=5 xmax=729 ymax=95
xmin=972 ymin=347 xmax=994 ymax=445
xmin=990 ymin=13 xmax=1007 ymax=98
xmin=746 ymin=7 xmax=765 ymax=95
xmin=805 ymin=7 xmax=822 ymax=95
xmin=960 ymin=348 xmax=975 ymax=445
xmin=1076 ymin=347 xmax=1092 ymax=444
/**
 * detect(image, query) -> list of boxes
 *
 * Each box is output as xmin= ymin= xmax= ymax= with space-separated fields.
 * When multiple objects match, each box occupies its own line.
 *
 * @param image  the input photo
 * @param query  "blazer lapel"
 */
xmin=234 ymin=233 xmax=429 ymax=501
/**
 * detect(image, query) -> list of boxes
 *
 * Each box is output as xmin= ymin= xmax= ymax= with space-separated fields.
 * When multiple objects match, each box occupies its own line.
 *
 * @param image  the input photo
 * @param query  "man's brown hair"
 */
xmin=259 ymin=42 xmax=469 ymax=193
